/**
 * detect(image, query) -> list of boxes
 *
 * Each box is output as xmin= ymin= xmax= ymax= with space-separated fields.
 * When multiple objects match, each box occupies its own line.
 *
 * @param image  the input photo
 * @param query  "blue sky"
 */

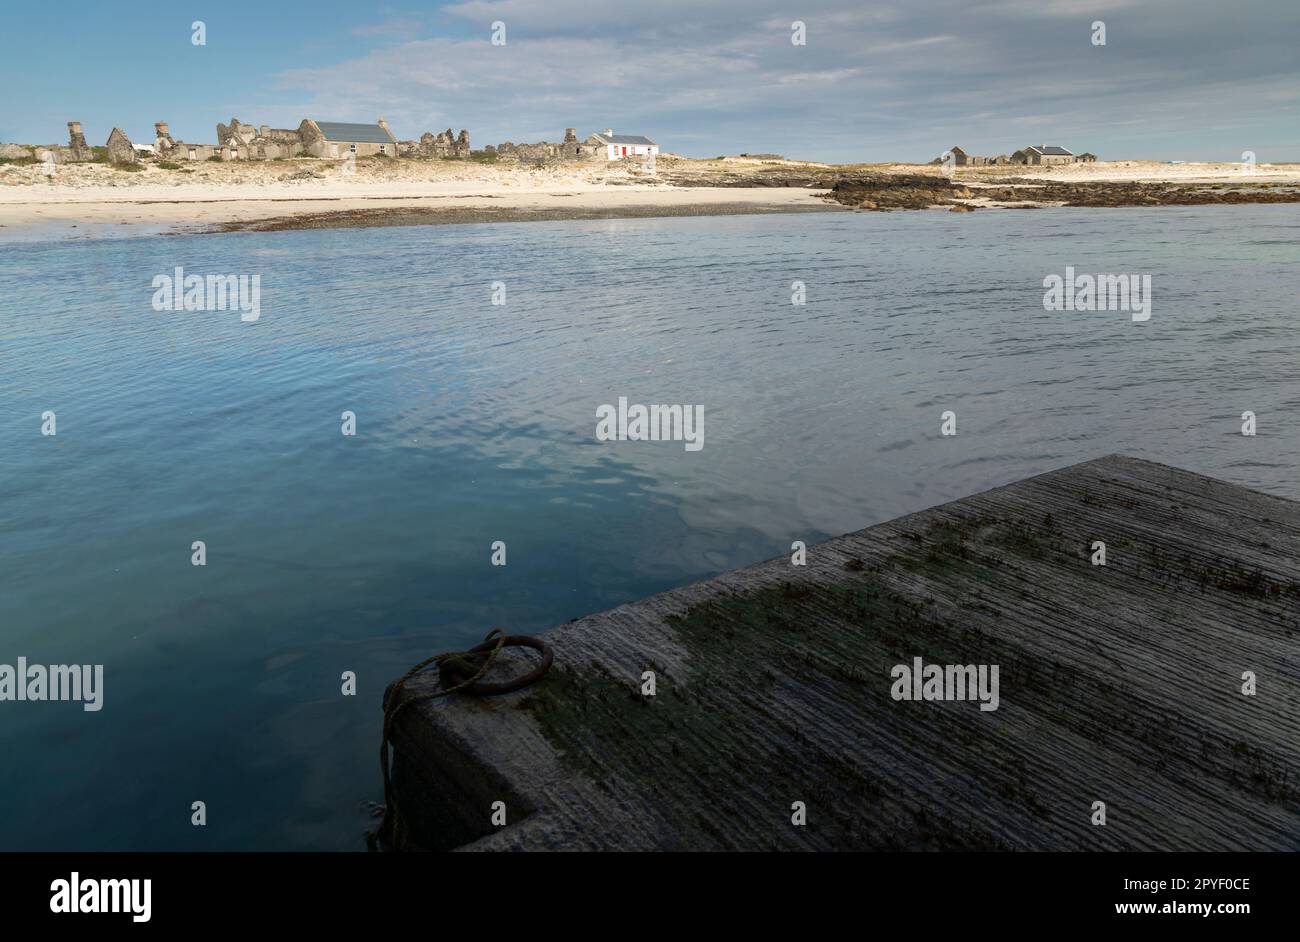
xmin=2 ymin=0 xmax=1297 ymax=162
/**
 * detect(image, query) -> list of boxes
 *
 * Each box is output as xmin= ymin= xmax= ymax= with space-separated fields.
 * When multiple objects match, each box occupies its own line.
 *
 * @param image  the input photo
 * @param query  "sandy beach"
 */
xmin=2 ymin=154 xmax=1298 ymax=234
xmin=0 ymin=155 xmax=838 ymax=234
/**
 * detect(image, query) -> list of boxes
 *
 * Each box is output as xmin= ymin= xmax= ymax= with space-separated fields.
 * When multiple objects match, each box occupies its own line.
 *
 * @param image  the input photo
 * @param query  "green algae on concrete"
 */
xmin=385 ymin=456 xmax=1300 ymax=850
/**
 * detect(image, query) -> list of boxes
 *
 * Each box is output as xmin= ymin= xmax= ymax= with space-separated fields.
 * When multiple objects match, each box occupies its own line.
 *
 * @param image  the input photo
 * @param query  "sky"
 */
xmin=2 ymin=0 xmax=1297 ymax=163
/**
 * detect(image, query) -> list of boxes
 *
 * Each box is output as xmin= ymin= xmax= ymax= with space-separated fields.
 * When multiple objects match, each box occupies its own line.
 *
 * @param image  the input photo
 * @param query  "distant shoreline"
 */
xmin=3 ymin=155 xmax=1298 ymax=237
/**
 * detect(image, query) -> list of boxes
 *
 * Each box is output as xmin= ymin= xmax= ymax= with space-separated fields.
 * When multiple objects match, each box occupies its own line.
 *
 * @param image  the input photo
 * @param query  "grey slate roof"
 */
xmin=592 ymin=133 xmax=656 ymax=146
xmin=314 ymin=121 xmax=395 ymax=144
xmin=1028 ymin=145 xmax=1074 ymax=156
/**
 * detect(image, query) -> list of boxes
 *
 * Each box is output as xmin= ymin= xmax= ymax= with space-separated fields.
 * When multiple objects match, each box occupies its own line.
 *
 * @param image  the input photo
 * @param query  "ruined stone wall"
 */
xmin=248 ymin=141 xmax=304 ymax=159
xmin=177 ymin=143 xmax=218 ymax=160
xmin=406 ymin=128 xmax=470 ymax=158
xmin=105 ymin=128 xmax=136 ymax=164
xmin=496 ymin=141 xmax=558 ymax=161
xmin=495 ymin=129 xmax=603 ymax=162
xmin=298 ymin=119 xmax=327 ymax=157
xmin=260 ymin=128 xmax=306 ymax=144
xmin=66 ymin=122 xmax=93 ymax=161
xmin=68 ymin=114 xmax=472 ymax=163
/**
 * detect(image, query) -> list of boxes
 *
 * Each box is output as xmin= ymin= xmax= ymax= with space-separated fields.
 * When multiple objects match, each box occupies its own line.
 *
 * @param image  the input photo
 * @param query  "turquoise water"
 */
xmin=1 ymin=206 xmax=1297 ymax=849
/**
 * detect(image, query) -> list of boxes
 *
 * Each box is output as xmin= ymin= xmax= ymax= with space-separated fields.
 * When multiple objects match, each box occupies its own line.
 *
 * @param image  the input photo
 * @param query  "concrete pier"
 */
xmin=384 ymin=455 xmax=1300 ymax=851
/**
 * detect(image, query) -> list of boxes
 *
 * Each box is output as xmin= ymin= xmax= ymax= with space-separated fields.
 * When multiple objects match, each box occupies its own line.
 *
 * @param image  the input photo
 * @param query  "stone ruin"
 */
xmin=154 ymin=122 xmax=175 ymax=155
xmin=105 ymin=128 xmax=136 ymax=164
xmin=400 ymin=128 xmax=471 ymax=158
xmin=206 ymin=116 xmax=314 ymax=160
xmin=49 ymin=115 xmax=483 ymax=165
xmin=66 ymin=122 xmax=93 ymax=161
xmin=494 ymin=128 xmax=603 ymax=162
xmin=136 ymin=115 xmax=356 ymax=162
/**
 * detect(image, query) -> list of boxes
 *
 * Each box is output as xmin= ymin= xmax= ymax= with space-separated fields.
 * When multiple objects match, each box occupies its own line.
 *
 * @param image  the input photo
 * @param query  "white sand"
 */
xmin=0 ymin=156 xmax=829 ymax=231
xmin=2 ymin=157 xmax=1295 ymax=232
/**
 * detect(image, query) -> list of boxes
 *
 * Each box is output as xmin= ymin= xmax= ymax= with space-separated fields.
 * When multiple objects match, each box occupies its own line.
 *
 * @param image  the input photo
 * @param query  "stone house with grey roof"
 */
xmin=303 ymin=118 xmax=399 ymax=158
xmin=587 ymin=129 xmax=658 ymax=160
xmin=930 ymin=143 xmax=1094 ymax=168
xmin=1012 ymin=145 xmax=1075 ymax=165
xmin=162 ymin=116 xmax=400 ymax=161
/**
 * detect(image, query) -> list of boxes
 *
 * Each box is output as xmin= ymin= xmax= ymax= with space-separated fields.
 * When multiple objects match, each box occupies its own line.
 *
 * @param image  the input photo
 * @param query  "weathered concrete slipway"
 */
xmin=385 ymin=455 xmax=1300 ymax=851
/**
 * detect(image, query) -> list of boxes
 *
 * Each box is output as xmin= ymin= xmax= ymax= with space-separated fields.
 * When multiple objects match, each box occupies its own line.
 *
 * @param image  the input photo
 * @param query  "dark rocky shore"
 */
xmin=205 ymin=201 xmax=843 ymax=233
xmin=662 ymin=164 xmax=1300 ymax=211
xmin=823 ymin=174 xmax=1300 ymax=211
xmin=974 ymin=178 xmax=1300 ymax=208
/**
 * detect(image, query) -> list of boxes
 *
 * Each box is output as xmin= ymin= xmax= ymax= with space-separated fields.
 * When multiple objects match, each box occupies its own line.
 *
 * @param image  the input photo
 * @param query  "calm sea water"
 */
xmin=1 ymin=206 xmax=1297 ymax=850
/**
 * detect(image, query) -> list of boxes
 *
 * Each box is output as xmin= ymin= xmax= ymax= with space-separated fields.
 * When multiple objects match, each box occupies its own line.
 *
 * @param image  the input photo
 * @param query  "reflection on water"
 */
xmin=1 ymin=206 xmax=1297 ymax=848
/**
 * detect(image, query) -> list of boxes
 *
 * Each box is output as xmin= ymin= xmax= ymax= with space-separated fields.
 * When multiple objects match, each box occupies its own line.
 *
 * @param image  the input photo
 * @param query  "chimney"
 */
xmin=603 ymin=128 xmax=613 ymax=136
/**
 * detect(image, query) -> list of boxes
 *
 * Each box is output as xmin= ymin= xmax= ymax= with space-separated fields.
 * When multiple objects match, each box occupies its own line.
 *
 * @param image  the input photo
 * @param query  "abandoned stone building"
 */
xmin=496 ymin=128 xmax=597 ymax=161
xmin=932 ymin=144 xmax=1093 ymax=167
xmin=105 ymin=128 xmax=135 ymax=164
xmin=935 ymin=145 xmax=987 ymax=167
xmin=398 ymin=128 xmax=471 ymax=158
xmin=494 ymin=127 xmax=657 ymax=162
xmin=1010 ymin=145 xmax=1077 ymax=165
xmin=50 ymin=116 xmax=668 ymax=166
xmin=222 ymin=117 xmax=394 ymax=159
xmin=162 ymin=116 xmax=475 ymax=162
xmin=146 ymin=116 xmax=415 ymax=161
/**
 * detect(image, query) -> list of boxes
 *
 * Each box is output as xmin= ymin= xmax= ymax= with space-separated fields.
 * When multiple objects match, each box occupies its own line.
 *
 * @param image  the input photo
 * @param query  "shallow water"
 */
xmin=1 ymin=206 xmax=1297 ymax=849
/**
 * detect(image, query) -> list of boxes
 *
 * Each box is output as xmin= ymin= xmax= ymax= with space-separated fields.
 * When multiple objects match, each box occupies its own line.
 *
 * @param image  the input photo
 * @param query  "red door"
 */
xmin=621 ymin=146 xmax=627 ymax=157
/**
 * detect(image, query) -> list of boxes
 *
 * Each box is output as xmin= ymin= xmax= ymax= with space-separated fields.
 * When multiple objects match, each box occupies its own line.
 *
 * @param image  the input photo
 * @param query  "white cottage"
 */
xmin=587 ymin=129 xmax=658 ymax=160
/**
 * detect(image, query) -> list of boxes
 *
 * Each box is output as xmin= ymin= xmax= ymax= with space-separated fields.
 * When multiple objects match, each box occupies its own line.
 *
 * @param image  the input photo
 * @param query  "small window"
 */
xmin=349 ymin=143 xmax=357 ymax=153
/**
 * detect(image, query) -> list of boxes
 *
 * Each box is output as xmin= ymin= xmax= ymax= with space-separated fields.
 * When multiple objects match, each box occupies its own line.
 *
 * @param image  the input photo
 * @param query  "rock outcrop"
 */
xmin=822 ymin=174 xmax=971 ymax=209
xmin=976 ymin=179 xmax=1300 ymax=207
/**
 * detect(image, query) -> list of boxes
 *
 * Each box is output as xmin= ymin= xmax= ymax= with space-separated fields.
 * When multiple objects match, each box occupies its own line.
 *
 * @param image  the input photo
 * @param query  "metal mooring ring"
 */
xmin=443 ymin=634 xmax=554 ymax=696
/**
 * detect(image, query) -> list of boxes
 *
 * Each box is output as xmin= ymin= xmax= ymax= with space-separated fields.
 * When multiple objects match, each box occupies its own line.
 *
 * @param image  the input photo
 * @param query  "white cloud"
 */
xmin=268 ymin=0 xmax=1300 ymax=161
